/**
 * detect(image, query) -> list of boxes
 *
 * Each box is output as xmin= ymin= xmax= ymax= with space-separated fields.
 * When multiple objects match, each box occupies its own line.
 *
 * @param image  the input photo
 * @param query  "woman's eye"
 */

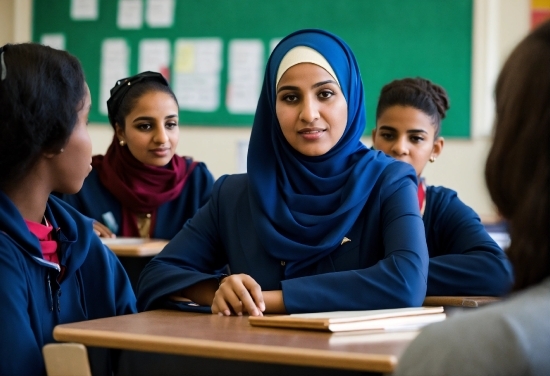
xmin=380 ymin=133 xmax=394 ymax=140
xmin=410 ymin=136 xmax=424 ymax=142
xmin=318 ymin=90 xmax=334 ymax=99
xmin=137 ymin=123 xmax=152 ymax=131
xmin=282 ymin=94 xmax=298 ymax=103
xmin=166 ymin=122 xmax=178 ymax=129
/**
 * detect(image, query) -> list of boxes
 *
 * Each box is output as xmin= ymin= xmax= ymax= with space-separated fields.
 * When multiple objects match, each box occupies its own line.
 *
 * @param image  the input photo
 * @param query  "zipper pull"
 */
xmin=46 ymin=273 xmax=53 ymax=312
xmin=57 ymin=289 xmax=62 ymax=312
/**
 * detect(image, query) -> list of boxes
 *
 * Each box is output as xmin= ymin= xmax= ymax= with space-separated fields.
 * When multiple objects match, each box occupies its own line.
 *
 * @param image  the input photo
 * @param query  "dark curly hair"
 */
xmin=0 ymin=43 xmax=86 ymax=191
xmin=375 ymin=77 xmax=450 ymax=138
xmin=485 ymin=20 xmax=550 ymax=291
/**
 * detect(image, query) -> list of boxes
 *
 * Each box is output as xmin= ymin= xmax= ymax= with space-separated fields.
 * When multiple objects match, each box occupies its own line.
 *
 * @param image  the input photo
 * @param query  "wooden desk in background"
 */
xmin=53 ymin=310 xmax=419 ymax=373
xmin=100 ymin=238 xmax=168 ymax=292
xmin=423 ymin=296 xmax=501 ymax=308
xmin=100 ymin=238 xmax=168 ymax=257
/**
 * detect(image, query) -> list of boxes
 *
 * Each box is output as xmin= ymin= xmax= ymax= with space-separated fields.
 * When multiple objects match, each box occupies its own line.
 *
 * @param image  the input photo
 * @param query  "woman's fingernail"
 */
xmin=224 ymin=310 xmax=230 ymax=316
xmin=218 ymin=312 xmax=223 ymax=316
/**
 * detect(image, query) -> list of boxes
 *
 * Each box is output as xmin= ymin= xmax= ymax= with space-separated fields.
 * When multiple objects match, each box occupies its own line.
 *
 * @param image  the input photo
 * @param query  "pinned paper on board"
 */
xmin=173 ymin=38 xmax=223 ymax=112
xmin=99 ymin=39 xmax=130 ymax=115
xmin=139 ymin=39 xmax=171 ymax=80
xmin=40 ymin=34 xmax=66 ymax=51
xmin=117 ymin=0 xmax=143 ymax=29
xmin=145 ymin=0 xmax=175 ymax=28
xmin=270 ymin=38 xmax=282 ymax=53
xmin=70 ymin=0 xmax=98 ymax=20
xmin=226 ymin=39 xmax=264 ymax=114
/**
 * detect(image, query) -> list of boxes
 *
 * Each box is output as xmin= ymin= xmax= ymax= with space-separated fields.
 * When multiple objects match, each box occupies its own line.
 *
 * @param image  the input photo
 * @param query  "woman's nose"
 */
xmin=391 ymin=138 xmax=409 ymax=155
xmin=299 ymin=96 xmax=320 ymax=124
xmin=153 ymin=127 xmax=168 ymax=144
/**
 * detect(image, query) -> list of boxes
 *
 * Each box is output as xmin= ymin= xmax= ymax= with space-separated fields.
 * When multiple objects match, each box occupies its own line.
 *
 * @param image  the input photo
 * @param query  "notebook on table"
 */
xmin=248 ymin=306 xmax=445 ymax=333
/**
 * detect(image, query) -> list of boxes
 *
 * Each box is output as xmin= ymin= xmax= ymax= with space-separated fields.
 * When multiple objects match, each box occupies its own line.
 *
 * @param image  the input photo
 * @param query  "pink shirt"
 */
xmin=24 ymin=218 xmax=59 ymax=265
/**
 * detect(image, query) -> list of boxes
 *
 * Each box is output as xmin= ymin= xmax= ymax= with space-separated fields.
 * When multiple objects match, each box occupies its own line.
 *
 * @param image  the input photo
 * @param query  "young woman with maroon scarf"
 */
xmin=62 ymin=72 xmax=214 ymax=240
xmin=372 ymin=77 xmax=513 ymax=297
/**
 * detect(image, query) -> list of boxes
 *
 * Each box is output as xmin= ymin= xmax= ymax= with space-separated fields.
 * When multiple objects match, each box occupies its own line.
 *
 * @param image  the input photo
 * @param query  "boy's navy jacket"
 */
xmin=0 ymin=192 xmax=136 ymax=376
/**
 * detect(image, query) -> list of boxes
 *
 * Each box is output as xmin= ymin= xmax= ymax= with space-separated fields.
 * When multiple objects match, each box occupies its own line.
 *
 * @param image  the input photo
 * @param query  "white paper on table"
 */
xmin=173 ymin=38 xmax=223 ymax=112
xmin=99 ymin=39 xmax=130 ymax=115
xmin=41 ymin=34 xmax=66 ymax=50
xmin=71 ymin=0 xmax=98 ymax=20
xmin=226 ymin=39 xmax=264 ymax=114
xmin=138 ymin=39 xmax=171 ymax=79
xmin=145 ymin=0 xmax=175 ymax=28
xmin=117 ymin=0 xmax=143 ymax=29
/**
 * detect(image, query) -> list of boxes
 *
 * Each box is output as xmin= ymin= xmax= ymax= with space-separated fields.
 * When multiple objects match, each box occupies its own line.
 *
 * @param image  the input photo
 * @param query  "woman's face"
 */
xmin=51 ymin=84 xmax=93 ymax=194
xmin=372 ymin=105 xmax=443 ymax=177
xmin=276 ymin=63 xmax=347 ymax=156
xmin=116 ymin=91 xmax=179 ymax=167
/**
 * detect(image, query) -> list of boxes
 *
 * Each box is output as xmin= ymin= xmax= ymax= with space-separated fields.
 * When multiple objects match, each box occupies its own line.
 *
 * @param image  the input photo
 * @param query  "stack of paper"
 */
xmin=249 ymin=306 xmax=445 ymax=333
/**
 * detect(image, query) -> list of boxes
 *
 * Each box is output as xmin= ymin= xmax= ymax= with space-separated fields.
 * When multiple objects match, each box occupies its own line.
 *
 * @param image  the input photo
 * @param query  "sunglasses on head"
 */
xmin=107 ymin=71 xmax=169 ymax=126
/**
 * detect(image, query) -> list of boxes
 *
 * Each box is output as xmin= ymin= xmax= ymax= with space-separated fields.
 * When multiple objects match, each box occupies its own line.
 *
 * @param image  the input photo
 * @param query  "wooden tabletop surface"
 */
xmin=53 ymin=310 xmax=418 ymax=373
xmin=423 ymin=296 xmax=501 ymax=308
xmin=100 ymin=238 xmax=168 ymax=257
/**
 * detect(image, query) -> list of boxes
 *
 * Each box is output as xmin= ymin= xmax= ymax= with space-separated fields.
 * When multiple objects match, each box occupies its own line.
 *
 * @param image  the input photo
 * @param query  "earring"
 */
xmin=429 ymin=156 xmax=436 ymax=163
xmin=60 ymin=148 xmax=64 ymax=153
xmin=119 ymin=140 xmax=125 ymax=146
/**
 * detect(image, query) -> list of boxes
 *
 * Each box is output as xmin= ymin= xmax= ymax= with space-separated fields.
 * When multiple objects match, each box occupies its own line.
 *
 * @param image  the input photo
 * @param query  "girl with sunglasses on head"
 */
xmin=61 ymin=72 xmax=214 ymax=240
xmin=136 ymin=29 xmax=429 ymax=317
xmin=371 ymin=78 xmax=513 ymax=297
xmin=0 ymin=43 xmax=136 ymax=376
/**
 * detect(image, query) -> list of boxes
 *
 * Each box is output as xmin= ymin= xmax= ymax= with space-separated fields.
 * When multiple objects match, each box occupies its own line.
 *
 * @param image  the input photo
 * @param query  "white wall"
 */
xmin=1 ymin=0 xmax=531 ymax=219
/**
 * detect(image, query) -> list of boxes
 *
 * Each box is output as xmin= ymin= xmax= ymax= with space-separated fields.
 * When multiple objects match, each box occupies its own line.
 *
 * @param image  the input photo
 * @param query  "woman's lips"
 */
xmin=298 ymin=128 xmax=326 ymax=140
xmin=150 ymin=148 xmax=170 ymax=157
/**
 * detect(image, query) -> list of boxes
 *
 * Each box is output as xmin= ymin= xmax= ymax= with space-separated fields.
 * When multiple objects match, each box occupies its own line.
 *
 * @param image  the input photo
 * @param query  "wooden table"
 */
xmin=423 ymin=296 xmax=500 ymax=308
xmin=100 ymin=238 xmax=168 ymax=257
xmin=53 ymin=310 xmax=419 ymax=373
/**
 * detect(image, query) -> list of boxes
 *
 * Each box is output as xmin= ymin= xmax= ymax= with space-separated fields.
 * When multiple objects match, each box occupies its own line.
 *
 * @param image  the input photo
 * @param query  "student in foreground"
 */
xmin=394 ymin=20 xmax=550 ymax=376
xmin=137 ymin=29 xmax=429 ymax=315
xmin=61 ymin=71 xmax=214 ymax=239
xmin=372 ymin=77 xmax=513 ymax=296
xmin=0 ymin=43 xmax=136 ymax=375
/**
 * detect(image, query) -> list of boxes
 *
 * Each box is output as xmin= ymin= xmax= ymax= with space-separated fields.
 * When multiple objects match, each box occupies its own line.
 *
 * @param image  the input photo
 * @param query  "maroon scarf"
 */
xmin=92 ymin=136 xmax=198 ymax=237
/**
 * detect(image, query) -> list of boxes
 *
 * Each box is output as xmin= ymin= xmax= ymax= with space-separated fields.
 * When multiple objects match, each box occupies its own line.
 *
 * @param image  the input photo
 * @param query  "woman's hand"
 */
xmin=93 ymin=221 xmax=116 ymax=238
xmin=212 ymin=274 xmax=265 ymax=316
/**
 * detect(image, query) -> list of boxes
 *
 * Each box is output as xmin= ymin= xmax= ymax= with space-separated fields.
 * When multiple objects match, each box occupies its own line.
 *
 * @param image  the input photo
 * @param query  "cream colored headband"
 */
xmin=275 ymin=46 xmax=340 ymax=88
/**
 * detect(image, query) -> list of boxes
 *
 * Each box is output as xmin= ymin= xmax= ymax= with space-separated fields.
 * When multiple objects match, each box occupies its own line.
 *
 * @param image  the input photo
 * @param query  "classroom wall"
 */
xmin=1 ymin=0 xmax=530 ymax=219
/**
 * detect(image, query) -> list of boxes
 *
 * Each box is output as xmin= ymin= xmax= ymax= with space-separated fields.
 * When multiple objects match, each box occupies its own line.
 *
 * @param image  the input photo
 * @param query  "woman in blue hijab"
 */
xmin=137 ymin=29 xmax=428 ymax=315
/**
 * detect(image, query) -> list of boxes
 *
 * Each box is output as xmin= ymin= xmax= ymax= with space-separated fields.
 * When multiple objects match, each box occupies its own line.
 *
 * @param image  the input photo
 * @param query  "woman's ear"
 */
xmin=115 ymin=123 xmax=125 ymax=143
xmin=43 ymin=147 xmax=65 ymax=159
xmin=431 ymin=136 xmax=445 ymax=159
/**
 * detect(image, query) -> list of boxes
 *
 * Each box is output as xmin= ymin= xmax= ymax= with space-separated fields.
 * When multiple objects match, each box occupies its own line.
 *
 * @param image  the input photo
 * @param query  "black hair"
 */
xmin=0 ymin=43 xmax=86 ymax=191
xmin=107 ymin=72 xmax=178 ymax=130
xmin=375 ymin=77 xmax=450 ymax=138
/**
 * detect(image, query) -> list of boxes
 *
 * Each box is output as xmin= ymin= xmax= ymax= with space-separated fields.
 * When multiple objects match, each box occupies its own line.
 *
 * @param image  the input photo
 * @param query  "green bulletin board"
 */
xmin=33 ymin=0 xmax=473 ymax=137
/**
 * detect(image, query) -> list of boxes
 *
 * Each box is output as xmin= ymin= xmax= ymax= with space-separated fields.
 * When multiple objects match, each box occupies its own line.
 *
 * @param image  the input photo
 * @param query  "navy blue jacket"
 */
xmin=61 ymin=161 xmax=214 ymax=239
xmin=425 ymin=186 xmax=514 ymax=296
xmin=0 ymin=193 xmax=136 ymax=376
xmin=138 ymin=165 xmax=429 ymax=314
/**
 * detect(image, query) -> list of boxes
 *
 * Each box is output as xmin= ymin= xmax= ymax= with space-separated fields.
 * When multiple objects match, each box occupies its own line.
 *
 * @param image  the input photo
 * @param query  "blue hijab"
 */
xmin=247 ymin=29 xmax=394 ymax=277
